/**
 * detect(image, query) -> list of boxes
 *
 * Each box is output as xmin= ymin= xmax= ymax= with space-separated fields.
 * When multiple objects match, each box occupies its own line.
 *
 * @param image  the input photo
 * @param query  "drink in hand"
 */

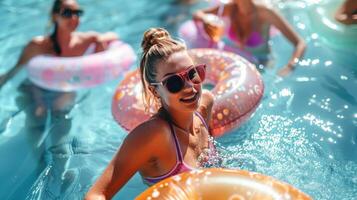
xmin=203 ymin=14 xmax=225 ymax=43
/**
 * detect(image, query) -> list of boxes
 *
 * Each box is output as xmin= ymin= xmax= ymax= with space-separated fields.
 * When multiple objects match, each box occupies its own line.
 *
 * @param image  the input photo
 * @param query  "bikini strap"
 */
xmin=168 ymin=121 xmax=185 ymax=163
xmin=157 ymin=108 xmax=184 ymax=163
xmin=194 ymin=111 xmax=209 ymax=130
xmin=195 ymin=111 xmax=216 ymax=151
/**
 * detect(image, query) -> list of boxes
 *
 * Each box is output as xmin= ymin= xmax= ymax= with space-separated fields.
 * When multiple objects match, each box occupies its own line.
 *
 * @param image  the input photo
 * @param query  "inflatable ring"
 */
xmin=112 ymin=49 xmax=264 ymax=137
xmin=308 ymin=0 xmax=357 ymax=50
xmin=136 ymin=168 xmax=311 ymax=200
xmin=27 ymin=40 xmax=136 ymax=91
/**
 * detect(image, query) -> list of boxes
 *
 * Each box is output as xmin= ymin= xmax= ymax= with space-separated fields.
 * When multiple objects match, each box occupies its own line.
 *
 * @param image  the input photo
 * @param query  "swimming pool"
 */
xmin=0 ymin=0 xmax=356 ymax=199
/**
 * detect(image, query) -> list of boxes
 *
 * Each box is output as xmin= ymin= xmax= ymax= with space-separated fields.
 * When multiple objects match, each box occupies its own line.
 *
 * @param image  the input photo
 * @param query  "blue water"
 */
xmin=0 ymin=0 xmax=356 ymax=199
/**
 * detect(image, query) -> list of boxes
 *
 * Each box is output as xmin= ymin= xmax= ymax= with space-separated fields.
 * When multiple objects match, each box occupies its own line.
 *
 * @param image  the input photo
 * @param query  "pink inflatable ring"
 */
xmin=112 ymin=49 xmax=264 ymax=137
xmin=27 ymin=40 xmax=136 ymax=91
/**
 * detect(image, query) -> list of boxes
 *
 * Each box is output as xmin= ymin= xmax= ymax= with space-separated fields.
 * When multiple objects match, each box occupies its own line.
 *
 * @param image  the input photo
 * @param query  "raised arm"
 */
xmin=262 ymin=7 xmax=306 ymax=76
xmin=85 ymin=122 xmax=161 ymax=199
xmin=193 ymin=2 xmax=236 ymax=22
xmin=193 ymin=5 xmax=221 ymax=22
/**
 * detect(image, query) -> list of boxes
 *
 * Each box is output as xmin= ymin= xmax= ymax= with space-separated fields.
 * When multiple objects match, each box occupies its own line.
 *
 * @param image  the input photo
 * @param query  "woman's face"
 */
xmin=153 ymin=51 xmax=203 ymax=113
xmin=55 ymin=0 xmax=81 ymax=31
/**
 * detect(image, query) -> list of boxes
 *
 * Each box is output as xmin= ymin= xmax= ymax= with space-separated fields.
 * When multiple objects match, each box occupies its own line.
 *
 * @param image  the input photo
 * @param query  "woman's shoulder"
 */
xmin=27 ymin=36 xmax=51 ymax=50
xmin=255 ymin=3 xmax=277 ymax=17
xmin=17 ymin=36 xmax=52 ymax=65
xmin=255 ymin=4 xmax=280 ymax=23
xmin=126 ymin=116 xmax=172 ymax=145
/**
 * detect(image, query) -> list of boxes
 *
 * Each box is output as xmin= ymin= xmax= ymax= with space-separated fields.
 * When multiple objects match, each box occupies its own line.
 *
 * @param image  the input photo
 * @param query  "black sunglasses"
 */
xmin=150 ymin=64 xmax=206 ymax=93
xmin=60 ymin=8 xmax=84 ymax=18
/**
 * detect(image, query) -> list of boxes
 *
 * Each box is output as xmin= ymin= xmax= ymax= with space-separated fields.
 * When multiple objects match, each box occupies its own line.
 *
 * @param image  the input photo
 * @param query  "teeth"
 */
xmin=182 ymin=94 xmax=196 ymax=100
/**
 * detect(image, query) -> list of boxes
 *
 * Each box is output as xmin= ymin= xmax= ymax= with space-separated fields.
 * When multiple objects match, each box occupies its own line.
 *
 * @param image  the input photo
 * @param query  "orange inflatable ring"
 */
xmin=136 ymin=168 xmax=311 ymax=200
xmin=112 ymin=49 xmax=264 ymax=137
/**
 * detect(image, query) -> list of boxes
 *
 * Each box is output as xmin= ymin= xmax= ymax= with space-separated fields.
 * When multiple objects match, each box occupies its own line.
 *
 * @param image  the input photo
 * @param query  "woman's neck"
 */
xmin=163 ymin=106 xmax=195 ymax=134
xmin=236 ymin=2 xmax=254 ymax=16
xmin=56 ymin=28 xmax=72 ymax=48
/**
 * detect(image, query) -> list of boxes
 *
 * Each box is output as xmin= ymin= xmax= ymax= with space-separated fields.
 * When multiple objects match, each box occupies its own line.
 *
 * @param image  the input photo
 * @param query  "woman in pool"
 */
xmin=0 ymin=0 xmax=117 ymax=90
xmin=0 ymin=0 xmax=118 ymax=196
xmin=0 ymin=0 xmax=118 ymax=121
xmin=335 ymin=0 xmax=357 ymax=25
xmin=85 ymin=27 xmax=215 ymax=199
xmin=193 ymin=0 xmax=306 ymax=76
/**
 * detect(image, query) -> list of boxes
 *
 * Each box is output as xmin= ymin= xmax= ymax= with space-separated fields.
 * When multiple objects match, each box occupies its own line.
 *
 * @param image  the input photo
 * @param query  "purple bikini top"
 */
xmin=227 ymin=25 xmax=265 ymax=47
xmin=141 ymin=112 xmax=215 ymax=185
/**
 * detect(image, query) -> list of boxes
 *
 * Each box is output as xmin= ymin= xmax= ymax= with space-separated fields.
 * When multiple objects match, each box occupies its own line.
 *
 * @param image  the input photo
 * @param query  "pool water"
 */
xmin=0 ymin=0 xmax=356 ymax=199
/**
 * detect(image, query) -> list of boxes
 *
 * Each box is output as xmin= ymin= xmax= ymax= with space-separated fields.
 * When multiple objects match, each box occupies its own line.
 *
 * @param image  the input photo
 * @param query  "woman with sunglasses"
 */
xmin=0 ymin=0 xmax=119 ymax=125
xmin=0 ymin=0 xmax=118 ymax=90
xmin=192 ymin=0 xmax=306 ymax=76
xmin=0 ymin=0 xmax=118 ymax=197
xmin=86 ymin=27 xmax=215 ymax=199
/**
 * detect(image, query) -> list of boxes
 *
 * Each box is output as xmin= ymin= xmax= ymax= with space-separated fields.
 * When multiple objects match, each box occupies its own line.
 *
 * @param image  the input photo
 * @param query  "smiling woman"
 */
xmin=0 ymin=0 xmax=127 ymax=91
xmin=112 ymin=48 xmax=264 ymax=137
xmin=0 ymin=1 xmax=127 ymax=199
xmin=85 ymin=27 xmax=217 ymax=199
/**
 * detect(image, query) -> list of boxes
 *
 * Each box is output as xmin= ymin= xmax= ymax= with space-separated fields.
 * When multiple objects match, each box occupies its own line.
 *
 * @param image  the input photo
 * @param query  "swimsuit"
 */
xmin=227 ymin=25 xmax=266 ymax=48
xmin=141 ymin=111 xmax=215 ymax=185
xmin=221 ymin=7 xmax=272 ymax=63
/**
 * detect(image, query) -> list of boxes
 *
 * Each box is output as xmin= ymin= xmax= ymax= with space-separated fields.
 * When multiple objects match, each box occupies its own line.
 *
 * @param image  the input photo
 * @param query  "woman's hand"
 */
xmin=263 ymin=7 xmax=306 ymax=76
xmin=277 ymin=64 xmax=294 ymax=77
xmin=93 ymin=32 xmax=119 ymax=52
xmin=193 ymin=8 xmax=225 ymax=43
xmin=202 ymin=18 xmax=225 ymax=43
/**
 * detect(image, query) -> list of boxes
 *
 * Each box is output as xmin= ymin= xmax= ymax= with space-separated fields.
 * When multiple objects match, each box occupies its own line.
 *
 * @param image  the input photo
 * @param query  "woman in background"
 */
xmin=0 ymin=0 xmax=118 ymax=197
xmin=193 ymin=0 xmax=306 ymax=76
xmin=335 ymin=0 xmax=357 ymax=25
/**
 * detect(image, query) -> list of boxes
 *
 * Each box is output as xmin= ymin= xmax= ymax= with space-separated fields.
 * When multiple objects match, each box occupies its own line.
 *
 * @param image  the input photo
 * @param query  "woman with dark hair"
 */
xmin=0 ymin=0 xmax=118 ymax=89
xmin=0 ymin=1 xmax=118 ymax=197
xmin=0 ymin=0 xmax=118 ymax=117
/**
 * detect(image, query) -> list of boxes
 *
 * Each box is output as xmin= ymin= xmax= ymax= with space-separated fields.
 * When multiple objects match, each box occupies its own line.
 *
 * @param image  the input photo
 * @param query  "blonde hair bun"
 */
xmin=141 ymin=28 xmax=171 ymax=52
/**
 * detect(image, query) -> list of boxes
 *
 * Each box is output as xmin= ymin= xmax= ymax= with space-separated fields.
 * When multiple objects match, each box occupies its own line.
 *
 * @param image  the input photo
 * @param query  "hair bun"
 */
xmin=141 ymin=28 xmax=171 ymax=52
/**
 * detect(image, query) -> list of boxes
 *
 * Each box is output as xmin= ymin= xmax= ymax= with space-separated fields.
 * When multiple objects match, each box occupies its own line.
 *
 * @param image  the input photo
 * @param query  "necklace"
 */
xmin=160 ymin=108 xmax=199 ymax=135
xmin=171 ymin=120 xmax=200 ymax=135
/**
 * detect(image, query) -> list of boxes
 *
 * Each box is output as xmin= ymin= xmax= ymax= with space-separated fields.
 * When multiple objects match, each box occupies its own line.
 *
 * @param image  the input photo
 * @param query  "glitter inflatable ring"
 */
xmin=27 ymin=40 xmax=136 ymax=91
xmin=136 ymin=168 xmax=311 ymax=200
xmin=112 ymin=49 xmax=264 ymax=137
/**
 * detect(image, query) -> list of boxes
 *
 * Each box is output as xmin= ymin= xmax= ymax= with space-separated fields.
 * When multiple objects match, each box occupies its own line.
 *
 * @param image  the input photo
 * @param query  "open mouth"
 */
xmin=180 ymin=93 xmax=199 ymax=103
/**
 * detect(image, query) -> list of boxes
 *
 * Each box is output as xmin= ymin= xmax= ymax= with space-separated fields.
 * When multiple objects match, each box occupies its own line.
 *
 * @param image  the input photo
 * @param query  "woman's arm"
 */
xmin=193 ymin=4 xmax=233 ymax=42
xmin=85 ymin=122 xmax=162 ymax=199
xmin=86 ymin=31 xmax=119 ymax=53
xmin=197 ymin=90 xmax=214 ymax=130
xmin=193 ymin=6 xmax=220 ymax=22
xmin=0 ymin=40 xmax=41 ymax=89
xmin=262 ymin=7 xmax=306 ymax=76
